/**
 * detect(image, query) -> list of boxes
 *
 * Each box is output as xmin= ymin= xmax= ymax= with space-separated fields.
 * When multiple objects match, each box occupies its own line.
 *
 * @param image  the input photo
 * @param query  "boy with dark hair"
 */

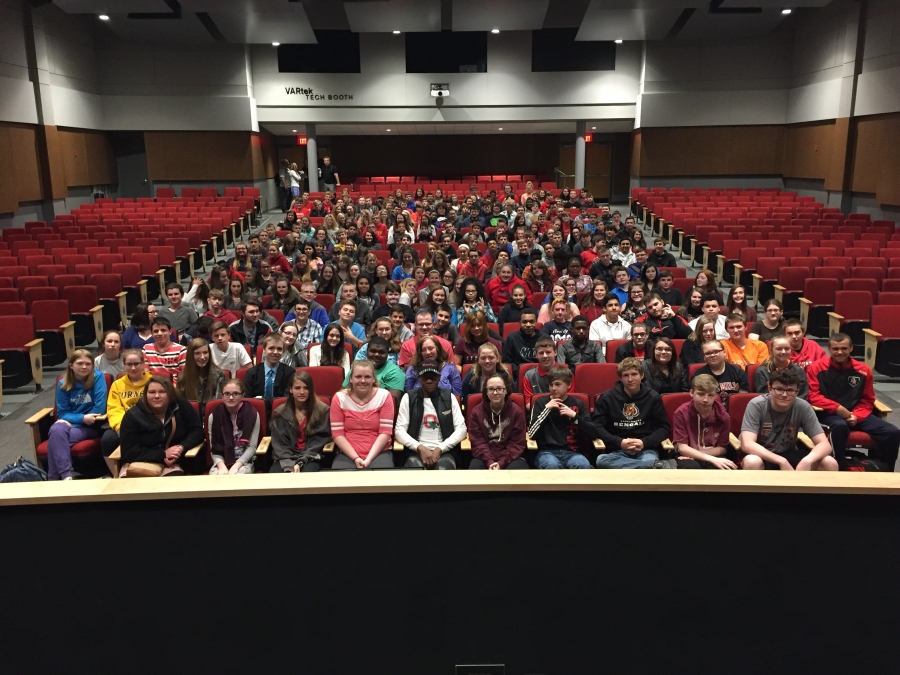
xmin=502 ymin=307 xmax=540 ymax=378
xmin=742 ymin=368 xmax=837 ymax=471
xmin=593 ymin=357 xmax=672 ymax=469
xmin=528 ymin=366 xmax=599 ymax=469
xmin=648 ymin=237 xmax=677 ymax=269
xmin=692 ymin=339 xmax=749 ymax=410
xmin=655 ymin=270 xmax=684 ymax=308
xmin=557 ymin=315 xmax=604 ymax=371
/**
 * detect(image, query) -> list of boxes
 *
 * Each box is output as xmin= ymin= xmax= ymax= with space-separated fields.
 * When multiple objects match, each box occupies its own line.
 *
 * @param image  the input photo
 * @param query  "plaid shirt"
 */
xmin=295 ymin=318 xmax=323 ymax=353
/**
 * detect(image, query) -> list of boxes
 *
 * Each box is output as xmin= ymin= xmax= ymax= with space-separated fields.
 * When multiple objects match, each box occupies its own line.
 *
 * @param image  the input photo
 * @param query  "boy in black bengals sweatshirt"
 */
xmin=528 ymin=366 xmax=599 ymax=469
xmin=593 ymin=357 xmax=673 ymax=469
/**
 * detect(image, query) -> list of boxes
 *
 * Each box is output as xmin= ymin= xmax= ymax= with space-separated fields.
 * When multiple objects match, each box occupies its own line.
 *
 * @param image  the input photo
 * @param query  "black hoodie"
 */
xmin=592 ymin=381 xmax=670 ymax=451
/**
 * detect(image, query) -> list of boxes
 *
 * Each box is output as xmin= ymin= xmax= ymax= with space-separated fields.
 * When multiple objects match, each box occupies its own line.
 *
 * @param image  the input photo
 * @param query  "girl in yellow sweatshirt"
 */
xmin=102 ymin=349 xmax=152 ymax=475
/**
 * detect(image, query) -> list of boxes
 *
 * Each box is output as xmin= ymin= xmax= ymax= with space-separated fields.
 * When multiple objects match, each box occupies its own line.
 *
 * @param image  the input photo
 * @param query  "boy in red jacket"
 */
xmin=784 ymin=319 xmax=826 ymax=370
xmin=807 ymin=333 xmax=900 ymax=470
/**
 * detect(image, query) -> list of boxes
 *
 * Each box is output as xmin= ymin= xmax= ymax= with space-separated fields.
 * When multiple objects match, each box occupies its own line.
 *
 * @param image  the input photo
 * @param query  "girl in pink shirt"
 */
xmin=330 ymin=361 xmax=395 ymax=469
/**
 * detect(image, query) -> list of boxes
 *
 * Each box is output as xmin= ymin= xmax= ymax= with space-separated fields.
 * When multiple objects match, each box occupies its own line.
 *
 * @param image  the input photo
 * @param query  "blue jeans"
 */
xmin=535 ymin=448 xmax=592 ymax=469
xmin=595 ymin=449 xmax=659 ymax=469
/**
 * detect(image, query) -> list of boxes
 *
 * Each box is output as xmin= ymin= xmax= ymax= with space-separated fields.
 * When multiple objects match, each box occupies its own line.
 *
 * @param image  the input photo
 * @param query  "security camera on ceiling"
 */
xmin=431 ymin=83 xmax=450 ymax=98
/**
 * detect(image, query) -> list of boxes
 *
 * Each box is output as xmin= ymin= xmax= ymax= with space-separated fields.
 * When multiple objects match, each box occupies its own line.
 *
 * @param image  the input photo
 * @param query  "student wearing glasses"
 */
xmin=740 ymin=369 xmax=836 ymax=471
xmin=207 ymin=379 xmax=260 ymax=475
xmin=692 ymin=340 xmax=748 ymax=411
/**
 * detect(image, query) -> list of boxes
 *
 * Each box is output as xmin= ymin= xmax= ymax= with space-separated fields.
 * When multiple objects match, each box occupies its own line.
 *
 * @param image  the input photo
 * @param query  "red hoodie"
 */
xmin=469 ymin=397 xmax=527 ymax=468
xmin=485 ymin=274 xmax=533 ymax=314
xmin=790 ymin=338 xmax=827 ymax=370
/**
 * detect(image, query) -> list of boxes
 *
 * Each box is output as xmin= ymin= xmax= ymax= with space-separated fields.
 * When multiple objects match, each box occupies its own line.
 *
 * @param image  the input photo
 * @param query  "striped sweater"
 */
xmin=330 ymin=388 xmax=395 ymax=459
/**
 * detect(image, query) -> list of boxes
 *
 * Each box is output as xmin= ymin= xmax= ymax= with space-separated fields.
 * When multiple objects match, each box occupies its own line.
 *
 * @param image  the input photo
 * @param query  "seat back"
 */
xmin=662 ymin=392 xmax=692 ymax=432
xmin=61 ymin=285 xmax=99 ymax=313
xmin=0 ymin=314 xmax=36 ymax=348
xmin=833 ymin=291 xmax=874 ymax=321
xmin=295 ymin=366 xmax=345 ymax=399
xmin=777 ymin=267 xmax=808 ymax=292
xmin=0 ymin=301 xmax=27 ymax=316
xmin=755 ymin=257 xmax=787 ymax=280
xmin=877 ymin=292 xmax=900 ymax=306
xmin=22 ymin=286 xmax=59 ymax=310
xmin=728 ymin=393 xmax=762 ymax=437
xmin=870 ymin=305 xmax=900 ymax=339
xmin=32 ymin=299 xmax=71 ymax=331
xmin=842 ymin=278 xmax=879 ymax=301
xmin=573 ymin=363 xmax=619 ymax=409
xmin=803 ymin=278 xmax=839 ymax=305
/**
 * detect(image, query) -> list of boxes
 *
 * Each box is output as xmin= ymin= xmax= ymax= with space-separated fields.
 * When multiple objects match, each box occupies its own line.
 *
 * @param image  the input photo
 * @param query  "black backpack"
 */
xmin=843 ymin=450 xmax=889 ymax=472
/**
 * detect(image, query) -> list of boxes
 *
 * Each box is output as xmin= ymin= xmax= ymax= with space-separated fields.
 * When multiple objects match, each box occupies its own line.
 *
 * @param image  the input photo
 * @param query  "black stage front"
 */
xmin=2 ymin=487 xmax=899 ymax=675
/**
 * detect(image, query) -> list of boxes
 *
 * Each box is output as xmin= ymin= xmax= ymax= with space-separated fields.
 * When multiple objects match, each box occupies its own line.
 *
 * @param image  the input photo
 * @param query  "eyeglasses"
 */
xmin=222 ymin=392 xmax=243 ymax=398
xmin=487 ymin=387 xmax=506 ymax=393
xmin=771 ymin=387 xmax=798 ymax=396
xmin=654 ymin=347 xmax=672 ymax=353
xmin=124 ymin=362 xmax=143 ymax=368
xmin=704 ymin=349 xmax=724 ymax=356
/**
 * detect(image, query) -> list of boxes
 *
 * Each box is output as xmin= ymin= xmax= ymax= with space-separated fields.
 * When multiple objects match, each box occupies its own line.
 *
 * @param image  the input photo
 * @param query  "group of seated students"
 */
xmin=40 ymin=182 xmax=900 ymax=478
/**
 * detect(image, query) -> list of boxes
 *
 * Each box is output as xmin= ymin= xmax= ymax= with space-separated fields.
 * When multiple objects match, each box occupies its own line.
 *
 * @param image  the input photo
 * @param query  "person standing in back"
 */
xmin=320 ymin=156 xmax=340 ymax=193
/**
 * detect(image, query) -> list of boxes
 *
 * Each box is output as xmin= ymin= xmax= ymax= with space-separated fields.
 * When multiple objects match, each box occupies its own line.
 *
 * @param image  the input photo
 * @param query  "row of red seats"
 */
xmin=153 ymin=187 xmax=260 ymax=200
xmin=361 ymin=175 xmax=545 ymax=184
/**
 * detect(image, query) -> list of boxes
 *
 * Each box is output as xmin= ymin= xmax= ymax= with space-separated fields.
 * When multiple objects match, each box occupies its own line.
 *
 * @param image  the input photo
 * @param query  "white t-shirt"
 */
xmin=211 ymin=342 xmax=252 ymax=377
xmin=588 ymin=316 xmax=632 ymax=358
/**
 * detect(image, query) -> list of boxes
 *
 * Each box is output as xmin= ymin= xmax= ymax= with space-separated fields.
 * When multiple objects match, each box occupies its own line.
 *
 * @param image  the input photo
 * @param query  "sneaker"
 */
xmin=62 ymin=476 xmax=73 ymax=481
xmin=652 ymin=459 xmax=678 ymax=469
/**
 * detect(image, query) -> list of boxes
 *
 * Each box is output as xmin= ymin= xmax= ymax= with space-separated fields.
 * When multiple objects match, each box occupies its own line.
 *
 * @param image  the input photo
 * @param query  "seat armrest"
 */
xmin=662 ymin=439 xmax=675 ymax=453
xmin=460 ymin=437 xmax=471 ymax=451
xmin=593 ymin=438 xmax=605 ymax=451
xmin=827 ymin=311 xmax=843 ymax=336
xmin=797 ymin=432 xmax=813 ymax=450
xmin=773 ymin=284 xmax=785 ymax=303
xmin=184 ymin=442 xmax=203 ymax=459
xmin=25 ymin=407 xmax=55 ymax=457
xmin=323 ymin=442 xmax=334 ymax=453
xmin=392 ymin=440 xmax=404 ymax=452
xmin=526 ymin=435 xmax=537 ymax=451
xmin=863 ymin=328 xmax=882 ymax=371
xmin=874 ymin=399 xmax=892 ymax=417
xmin=798 ymin=298 xmax=811 ymax=333
xmin=255 ymin=436 xmax=270 ymax=456
xmin=729 ymin=432 xmax=740 ymax=451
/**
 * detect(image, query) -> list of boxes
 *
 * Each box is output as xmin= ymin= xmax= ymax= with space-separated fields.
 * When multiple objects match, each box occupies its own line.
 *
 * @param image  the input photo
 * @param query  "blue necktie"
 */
xmin=265 ymin=369 xmax=275 ymax=398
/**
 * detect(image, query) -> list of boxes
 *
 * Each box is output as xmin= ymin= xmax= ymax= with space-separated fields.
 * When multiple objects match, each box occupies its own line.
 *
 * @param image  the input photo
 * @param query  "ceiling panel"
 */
xmin=262 ymin=120 xmax=637 ymax=135
xmin=452 ymin=0 xmax=550 ymax=31
xmin=53 ymin=0 xmax=171 ymax=12
xmin=345 ymin=0 xmax=442 ymax=33
xmin=576 ymin=4 xmax=687 ymax=41
xmin=96 ymin=12 xmax=218 ymax=44
xmin=675 ymin=8 xmax=787 ymax=40
xmin=208 ymin=0 xmax=316 ymax=44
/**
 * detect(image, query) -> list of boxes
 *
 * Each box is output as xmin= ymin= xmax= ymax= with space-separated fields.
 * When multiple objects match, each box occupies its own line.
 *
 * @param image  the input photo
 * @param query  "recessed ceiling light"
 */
xmin=498 ymin=127 xmax=503 ymax=130
xmin=98 ymin=14 xmax=109 ymax=21
xmin=272 ymin=42 xmax=280 ymax=47
xmin=386 ymin=129 xmax=391 ymax=132
xmin=592 ymin=126 xmax=596 ymax=130
xmin=614 ymin=39 xmax=623 ymax=43
xmin=393 ymin=30 xmax=401 ymax=34
xmin=782 ymin=8 xmax=792 ymax=14
xmin=292 ymin=130 xmax=297 ymax=133
xmin=491 ymin=28 xmax=500 ymax=34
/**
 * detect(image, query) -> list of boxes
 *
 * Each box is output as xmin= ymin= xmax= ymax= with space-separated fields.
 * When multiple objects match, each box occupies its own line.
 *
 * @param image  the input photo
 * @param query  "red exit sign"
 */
xmin=296 ymin=136 xmax=307 ymax=145
xmin=584 ymin=133 xmax=593 ymax=143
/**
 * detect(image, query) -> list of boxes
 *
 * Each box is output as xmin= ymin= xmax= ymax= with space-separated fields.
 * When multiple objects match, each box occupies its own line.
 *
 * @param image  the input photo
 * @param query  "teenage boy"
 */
xmin=289 ymin=298 xmax=323 ymax=353
xmin=655 ymin=270 xmax=684 ymax=308
xmin=609 ymin=266 xmax=631 ymax=305
xmin=807 ymin=332 xmax=900 ymax=470
xmin=741 ymin=369 xmax=837 ymax=471
xmin=209 ymin=320 xmax=252 ymax=377
xmin=399 ymin=309 xmax=454 ymax=368
xmin=557 ymin=315 xmax=604 ymax=372
xmin=247 ymin=234 xmax=264 ymax=266
xmin=229 ymin=300 xmax=271 ymax=352
xmin=244 ymin=334 xmax=294 ymax=400
xmin=693 ymin=340 xmax=749 ymax=410
xmin=527 ymin=366 xmax=599 ymax=469
xmin=523 ymin=336 xmax=559 ymax=407
xmin=589 ymin=294 xmax=632 ymax=361
xmin=502 ymin=307 xmax=540 ymax=379
xmin=672 ymin=374 xmax=736 ymax=469
xmin=557 ymin=256 xmax=593 ymax=293
xmin=203 ymin=289 xmax=239 ymax=326
xmin=511 ymin=240 xmax=532 ymax=275
xmin=635 ymin=293 xmax=691 ymax=341
xmin=610 ymin=238 xmax=635 ymax=267
xmin=162 ymin=283 xmax=199 ymax=335
xmin=343 ymin=336 xmax=405 ymax=400
xmin=721 ymin=314 xmax=769 ymax=370
xmin=593 ymin=357 xmax=672 ymax=469
xmin=648 ymin=237 xmax=677 ymax=269
xmin=373 ymin=283 xmax=415 ymax=323
xmin=613 ymin=322 xmax=649 ymax=363
xmin=457 ymin=248 xmax=488 ymax=281
xmin=143 ymin=316 xmax=187 ymax=380
xmin=541 ymin=298 xmax=573 ymax=345
xmin=395 ymin=359 xmax=467 ymax=470
xmin=328 ymin=283 xmax=373 ymax=327
xmin=284 ymin=282 xmax=330 ymax=327
xmin=336 ymin=300 xmax=367 ymax=349
xmin=688 ymin=293 xmax=728 ymax=339
xmin=784 ymin=318 xmax=826 ymax=370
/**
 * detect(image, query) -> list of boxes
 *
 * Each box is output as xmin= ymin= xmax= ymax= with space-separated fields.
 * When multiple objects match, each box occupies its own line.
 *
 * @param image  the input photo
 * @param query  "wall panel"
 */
xmin=851 ymin=117 xmax=885 ymax=194
xmin=7 ymin=125 xmax=42 ymax=203
xmin=59 ymin=129 xmax=89 ymax=187
xmin=782 ymin=121 xmax=835 ymax=180
xmin=145 ymin=132 xmax=257 ymax=181
xmin=0 ymin=126 xmax=18 ymax=213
